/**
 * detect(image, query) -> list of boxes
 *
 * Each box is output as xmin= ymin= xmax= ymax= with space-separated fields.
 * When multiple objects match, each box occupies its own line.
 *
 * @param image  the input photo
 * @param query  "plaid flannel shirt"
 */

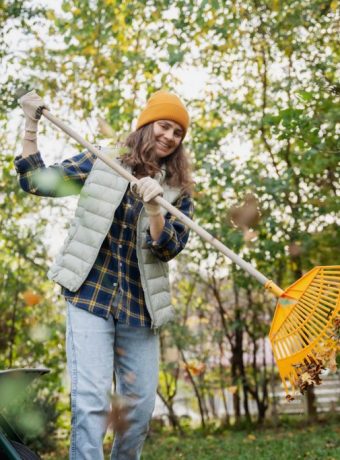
xmin=14 ymin=150 xmax=194 ymax=327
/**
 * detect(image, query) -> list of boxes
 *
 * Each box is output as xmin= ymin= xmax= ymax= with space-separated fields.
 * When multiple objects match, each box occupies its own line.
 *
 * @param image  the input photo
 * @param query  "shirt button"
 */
xmin=118 ymin=244 xmax=123 ymax=248
xmin=113 ymin=282 xmax=117 ymax=287
xmin=119 ymin=262 xmax=123 ymax=267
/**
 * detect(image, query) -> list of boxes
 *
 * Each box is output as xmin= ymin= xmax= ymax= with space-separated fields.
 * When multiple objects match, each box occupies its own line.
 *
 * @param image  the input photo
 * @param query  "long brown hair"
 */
xmin=121 ymin=123 xmax=194 ymax=195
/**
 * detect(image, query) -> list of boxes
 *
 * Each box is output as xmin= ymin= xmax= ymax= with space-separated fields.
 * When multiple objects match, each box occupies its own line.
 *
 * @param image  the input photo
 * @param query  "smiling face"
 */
xmin=153 ymin=119 xmax=184 ymax=160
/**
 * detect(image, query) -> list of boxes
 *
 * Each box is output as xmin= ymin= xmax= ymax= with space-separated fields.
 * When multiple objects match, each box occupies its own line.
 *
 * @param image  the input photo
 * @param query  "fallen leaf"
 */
xmin=247 ymin=434 xmax=256 ymax=441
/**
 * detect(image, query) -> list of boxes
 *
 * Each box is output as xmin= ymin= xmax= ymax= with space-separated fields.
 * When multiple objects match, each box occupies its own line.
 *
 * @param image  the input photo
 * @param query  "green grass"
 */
xmin=142 ymin=423 xmax=340 ymax=460
xmin=42 ymin=419 xmax=340 ymax=460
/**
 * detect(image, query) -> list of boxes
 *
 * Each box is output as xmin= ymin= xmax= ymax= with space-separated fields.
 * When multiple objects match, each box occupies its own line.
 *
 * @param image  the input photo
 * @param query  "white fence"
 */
xmin=154 ymin=373 xmax=340 ymax=422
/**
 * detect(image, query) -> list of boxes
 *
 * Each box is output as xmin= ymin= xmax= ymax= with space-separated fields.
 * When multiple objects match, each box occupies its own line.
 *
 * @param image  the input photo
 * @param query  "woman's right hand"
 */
xmin=19 ymin=90 xmax=49 ymax=134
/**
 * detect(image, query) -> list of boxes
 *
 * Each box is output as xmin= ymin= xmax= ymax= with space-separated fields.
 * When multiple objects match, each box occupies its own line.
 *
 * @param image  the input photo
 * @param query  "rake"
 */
xmin=33 ymin=105 xmax=339 ymax=395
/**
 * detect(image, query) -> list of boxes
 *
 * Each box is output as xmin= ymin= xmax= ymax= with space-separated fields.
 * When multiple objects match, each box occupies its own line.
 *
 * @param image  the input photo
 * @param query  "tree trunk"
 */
xmin=218 ymin=342 xmax=230 ymax=427
xmin=180 ymin=350 xmax=206 ymax=428
xmin=156 ymin=389 xmax=183 ymax=434
xmin=305 ymin=386 xmax=317 ymax=421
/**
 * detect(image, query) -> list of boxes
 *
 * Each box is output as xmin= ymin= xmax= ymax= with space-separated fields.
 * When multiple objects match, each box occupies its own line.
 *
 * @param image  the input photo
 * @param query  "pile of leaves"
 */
xmin=286 ymin=315 xmax=340 ymax=401
xmin=293 ymin=358 xmax=325 ymax=395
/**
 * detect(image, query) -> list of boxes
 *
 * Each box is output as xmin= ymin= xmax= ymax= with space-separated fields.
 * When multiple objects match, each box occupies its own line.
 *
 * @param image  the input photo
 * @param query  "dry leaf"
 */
xmin=185 ymin=361 xmax=206 ymax=376
xmin=227 ymin=386 xmax=238 ymax=394
xmin=327 ymin=349 xmax=337 ymax=373
xmin=22 ymin=291 xmax=42 ymax=306
xmin=293 ymin=357 xmax=325 ymax=394
xmin=288 ymin=242 xmax=302 ymax=257
xmin=300 ymin=372 xmax=313 ymax=385
xmin=107 ymin=395 xmax=130 ymax=436
xmin=228 ymin=194 xmax=261 ymax=229
xmin=247 ymin=434 xmax=256 ymax=441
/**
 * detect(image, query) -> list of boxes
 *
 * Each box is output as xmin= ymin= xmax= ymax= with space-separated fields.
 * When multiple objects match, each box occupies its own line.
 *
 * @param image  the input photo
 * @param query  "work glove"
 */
xmin=18 ymin=90 xmax=49 ymax=140
xmin=132 ymin=177 xmax=163 ymax=216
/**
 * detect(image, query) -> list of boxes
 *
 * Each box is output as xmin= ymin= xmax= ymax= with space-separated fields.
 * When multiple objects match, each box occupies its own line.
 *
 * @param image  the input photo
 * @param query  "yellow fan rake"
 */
xmin=269 ymin=266 xmax=340 ymax=394
xmin=29 ymin=102 xmax=339 ymax=396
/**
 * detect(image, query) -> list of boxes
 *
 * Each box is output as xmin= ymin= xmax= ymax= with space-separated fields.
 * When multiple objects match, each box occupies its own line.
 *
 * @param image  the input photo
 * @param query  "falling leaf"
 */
xmin=116 ymin=347 xmax=126 ymax=356
xmin=227 ymin=385 xmax=238 ymax=394
xmin=107 ymin=395 xmax=130 ymax=436
xmin=228 ymin=194 xmax=261 ymax=229
xmin=327 ymin=349 xmax=337 ymax=373
xmin=22 ymin=291 xmax=42 ymax=306
xmin=185 ymin=360 xmax=206 ymax=376
xmin=288 ymin=242 xmax=302 ymax=257
xmin=330 ymin=0 xmax=338 ymax=12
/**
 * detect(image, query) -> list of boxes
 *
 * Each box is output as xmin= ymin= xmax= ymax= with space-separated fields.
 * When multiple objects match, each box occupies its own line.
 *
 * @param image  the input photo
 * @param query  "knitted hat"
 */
xmin=136 ymin=90 xmax=189 ymax=137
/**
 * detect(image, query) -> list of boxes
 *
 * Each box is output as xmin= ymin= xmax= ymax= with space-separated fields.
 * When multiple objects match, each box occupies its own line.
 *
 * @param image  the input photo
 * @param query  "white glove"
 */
xmin=132 ymin=177 xmax=163 ymax=216
xmin=19 ymin=90 xmax=49 ymax=139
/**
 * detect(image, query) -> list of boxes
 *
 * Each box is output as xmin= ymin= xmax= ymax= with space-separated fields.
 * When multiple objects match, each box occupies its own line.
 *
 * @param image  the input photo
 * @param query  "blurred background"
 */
xmin=1 ymin=0 xmax=339 ymax=458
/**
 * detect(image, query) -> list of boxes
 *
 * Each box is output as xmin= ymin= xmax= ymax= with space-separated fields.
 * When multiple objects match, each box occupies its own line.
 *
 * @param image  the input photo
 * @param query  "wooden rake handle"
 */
xmin=42 ymin=109 xmax=284 ymax=298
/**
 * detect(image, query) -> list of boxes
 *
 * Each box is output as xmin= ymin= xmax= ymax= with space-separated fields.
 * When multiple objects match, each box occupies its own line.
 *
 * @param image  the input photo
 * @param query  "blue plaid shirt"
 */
xmin=14 ymin=150 xmax=194 ymax=327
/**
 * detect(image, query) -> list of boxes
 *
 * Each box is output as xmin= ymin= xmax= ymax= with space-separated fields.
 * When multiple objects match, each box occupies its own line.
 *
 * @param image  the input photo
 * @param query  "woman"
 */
xmin=15 ymin=90 xmax=194 ymax=460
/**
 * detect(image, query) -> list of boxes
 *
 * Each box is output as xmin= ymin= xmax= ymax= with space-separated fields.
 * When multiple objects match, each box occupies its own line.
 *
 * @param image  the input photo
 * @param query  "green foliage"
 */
xmin=1 ymin=0 xmax=339 ymax=449
xmin=0 ymin=148 xmax=66 ymax=453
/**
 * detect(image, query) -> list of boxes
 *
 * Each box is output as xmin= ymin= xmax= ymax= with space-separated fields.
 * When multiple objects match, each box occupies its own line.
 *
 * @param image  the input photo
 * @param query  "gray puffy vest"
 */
xmin=48 ymin=150 xmax=182 ymax=329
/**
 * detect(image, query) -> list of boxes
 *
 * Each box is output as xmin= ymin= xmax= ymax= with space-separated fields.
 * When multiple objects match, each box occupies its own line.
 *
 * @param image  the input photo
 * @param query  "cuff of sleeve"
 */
xmin=14 ymin=151 xmax=45 ymax=174
xmin=146 ymin=219 xmax=175 ymax=249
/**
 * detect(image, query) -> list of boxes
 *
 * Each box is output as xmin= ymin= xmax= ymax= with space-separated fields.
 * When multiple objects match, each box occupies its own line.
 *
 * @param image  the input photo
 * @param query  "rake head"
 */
xmin=269 ymin=266 xmax=340 ymax=395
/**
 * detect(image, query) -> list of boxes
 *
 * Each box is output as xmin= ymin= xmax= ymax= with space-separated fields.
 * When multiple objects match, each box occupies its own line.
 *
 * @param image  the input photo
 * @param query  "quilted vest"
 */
xmin=47 ymin=149 xmax=182 ymax=329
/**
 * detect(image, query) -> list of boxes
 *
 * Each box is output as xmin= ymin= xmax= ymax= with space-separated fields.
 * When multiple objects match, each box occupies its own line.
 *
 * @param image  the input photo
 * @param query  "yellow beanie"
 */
xmin=136 ymin=90 xmax=190 ymax=137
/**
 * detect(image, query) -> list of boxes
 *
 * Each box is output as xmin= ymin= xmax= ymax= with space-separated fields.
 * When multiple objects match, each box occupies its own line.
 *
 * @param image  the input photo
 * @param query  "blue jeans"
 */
xmin=66 ymin=302 xmax=159 ymax=460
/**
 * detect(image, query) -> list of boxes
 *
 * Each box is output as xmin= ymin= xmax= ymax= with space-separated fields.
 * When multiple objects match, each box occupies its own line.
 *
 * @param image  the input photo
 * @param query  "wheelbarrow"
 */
xmin=0 ymin=368 xmax=50 ymax=460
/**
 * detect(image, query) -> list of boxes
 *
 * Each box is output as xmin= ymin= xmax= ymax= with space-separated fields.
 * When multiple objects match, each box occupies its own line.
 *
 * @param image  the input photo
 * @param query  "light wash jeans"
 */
xmin=66 ymin=302 xmax=159 ymax=460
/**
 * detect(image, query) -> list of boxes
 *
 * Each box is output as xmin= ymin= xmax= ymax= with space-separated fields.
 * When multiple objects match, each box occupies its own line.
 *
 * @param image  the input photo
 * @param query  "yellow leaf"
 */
xmin=272 ymin=0 xmax=280 ymax=11
xmin=247 ymin=434 xmax=256 ymax=441
xmin=228 ymin=386 xmax=238 ymax=394
xmin=83 ymin=46 xmax=96 ymax=56
xmin=330 ymin=1 xmax=338 ymax=12
xmin=185 ymin=360 xmax=206 ymax=376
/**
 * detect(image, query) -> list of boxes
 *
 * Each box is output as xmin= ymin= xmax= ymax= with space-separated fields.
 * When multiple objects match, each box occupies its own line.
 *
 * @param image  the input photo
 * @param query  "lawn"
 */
xmin=142 ymin=422 xmax=340 ymax=460
xmin=42 ymin=419 xmax=340 ymax=460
